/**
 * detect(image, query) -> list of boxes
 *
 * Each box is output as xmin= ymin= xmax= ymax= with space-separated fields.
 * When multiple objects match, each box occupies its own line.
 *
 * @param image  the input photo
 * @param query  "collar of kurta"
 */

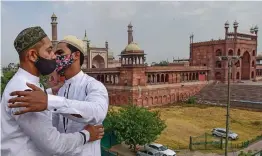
xmin=17 ymin=68 xmax=40 ymax=84
xmin=64 ymin=70 xmax=84 ymax=84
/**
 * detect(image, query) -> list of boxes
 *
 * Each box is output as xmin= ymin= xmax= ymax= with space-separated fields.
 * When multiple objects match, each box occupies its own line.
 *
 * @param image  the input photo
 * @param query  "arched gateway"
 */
xmin=241 ymin=51 xmax=250 ymax=80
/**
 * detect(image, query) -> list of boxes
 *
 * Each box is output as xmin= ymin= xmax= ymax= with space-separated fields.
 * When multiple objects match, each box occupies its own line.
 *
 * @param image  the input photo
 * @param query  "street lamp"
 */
xmin=218 ymin=55 xmax=240 ymax=156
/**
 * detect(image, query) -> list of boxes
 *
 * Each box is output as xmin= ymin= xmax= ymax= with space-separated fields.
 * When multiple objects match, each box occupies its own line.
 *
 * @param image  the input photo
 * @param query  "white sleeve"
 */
xmin=45 ymin=88 xmax=53 ymax=95
xmin=12 ymin=111 xmax=89 ymax=155
xmin=47 ymin=80 xmax=108 ymax=124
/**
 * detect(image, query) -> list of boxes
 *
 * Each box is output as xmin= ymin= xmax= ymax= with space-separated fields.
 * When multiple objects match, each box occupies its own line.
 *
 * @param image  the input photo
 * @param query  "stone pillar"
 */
xmin=51 ymin=13 xmax=58 ymax=48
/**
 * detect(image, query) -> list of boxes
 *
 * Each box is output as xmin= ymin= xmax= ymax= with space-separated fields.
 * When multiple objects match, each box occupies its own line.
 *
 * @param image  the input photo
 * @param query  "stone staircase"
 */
xmin=195 ymin=83 xmax=262 ymax=106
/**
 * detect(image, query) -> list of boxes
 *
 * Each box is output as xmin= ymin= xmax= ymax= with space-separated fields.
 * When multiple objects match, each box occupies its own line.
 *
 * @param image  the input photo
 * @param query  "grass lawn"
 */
xmin=150 ymin=104 xmax=262 ymax=150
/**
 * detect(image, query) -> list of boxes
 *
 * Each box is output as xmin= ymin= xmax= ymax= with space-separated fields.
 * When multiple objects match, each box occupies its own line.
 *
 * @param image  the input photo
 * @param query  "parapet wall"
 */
xmin=83 ymin=67 xmax=120 ymax=73
xmin=191 ymin=39 xmax=226 ymax=47
xmin=146 ymin=66 xmax=210 ymax=72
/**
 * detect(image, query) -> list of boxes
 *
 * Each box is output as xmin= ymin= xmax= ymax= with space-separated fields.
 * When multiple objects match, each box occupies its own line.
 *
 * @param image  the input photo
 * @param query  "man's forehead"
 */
xmin=56 ymin=42 xmax=68 ymax=50
xmin=42 ymin=37 xmax=52 ymax=49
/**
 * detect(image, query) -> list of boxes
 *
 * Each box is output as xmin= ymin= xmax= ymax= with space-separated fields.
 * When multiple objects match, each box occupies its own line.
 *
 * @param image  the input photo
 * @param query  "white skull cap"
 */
xmin=58 ymin=35 xmax=85 ymax=54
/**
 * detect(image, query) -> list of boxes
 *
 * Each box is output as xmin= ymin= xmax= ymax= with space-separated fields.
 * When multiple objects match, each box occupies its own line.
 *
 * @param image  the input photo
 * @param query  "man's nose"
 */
xmin=51 ymin=52 xmax=56 ymax=59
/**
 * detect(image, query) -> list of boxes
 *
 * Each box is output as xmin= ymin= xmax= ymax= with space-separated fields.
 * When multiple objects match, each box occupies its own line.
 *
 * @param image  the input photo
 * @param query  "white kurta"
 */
xmin=47 ymin=71 xmax=109 ymax=156
xmin=1 ymin=68 xmax=89 ymax=156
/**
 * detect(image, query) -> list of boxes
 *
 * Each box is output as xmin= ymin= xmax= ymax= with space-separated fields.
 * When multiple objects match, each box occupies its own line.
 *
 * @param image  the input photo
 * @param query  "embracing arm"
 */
xmin=13 ymin=111 xmax=89 ymax=155
xmin=47 ymin=80 xmax=109 ymax=124
xmin=45 ymin=82 xmax=64 ymax=95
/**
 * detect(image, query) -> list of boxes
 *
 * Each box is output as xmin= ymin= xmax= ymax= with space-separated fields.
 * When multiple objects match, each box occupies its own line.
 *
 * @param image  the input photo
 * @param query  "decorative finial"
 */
xmin=105 ymin=40 xmax=108 ymax=49
xmin=233 ymin=20 xmax=239 ymax=27
xmin=83 ymin=30 xmax=88 ymax=41
xmin=225 ymin=20 xmax=229 ymax=28
xmin=128 ymin=22 xmax=132 ymax=27
xmin=51 ymin=12 xmax=57 ymax=18
xmin=250 ymin=26 xmax=255 ymax=34
xmin=254 ymin=25 xmax=259 ymax=32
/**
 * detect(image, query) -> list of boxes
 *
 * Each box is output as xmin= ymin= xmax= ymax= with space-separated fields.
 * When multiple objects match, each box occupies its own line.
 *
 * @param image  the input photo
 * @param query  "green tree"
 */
xmin=238 ymin=150 xmax=253 ymax=156
xmin=1 ymin=64 xmax=48 ymax=95
xmin=104 ymin=105 xmax=167 ymax=152
xmin=1 ymin=69 xmax=17 ymax=95
xmin=40 ymin=75 xmax=48 ymax=88
xmin=153 ymin=60 xmax=169 ymax=66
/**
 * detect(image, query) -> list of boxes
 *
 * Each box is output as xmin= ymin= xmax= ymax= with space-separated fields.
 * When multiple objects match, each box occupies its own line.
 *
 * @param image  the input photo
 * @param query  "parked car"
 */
xmin=212 ymin=128 xmax=238 ymax=140
xmin=144 ymin=143 xmax=176 ymax=156
xmin=136 ymin=150 xmax=161 ymax=156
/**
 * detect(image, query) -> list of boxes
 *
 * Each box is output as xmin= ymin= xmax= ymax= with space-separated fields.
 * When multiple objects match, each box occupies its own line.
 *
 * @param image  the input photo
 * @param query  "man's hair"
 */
xmin=19 ymin=40 xmax=43 ymax=61
xmin=66 ymin=43 xmax=84 ymax=66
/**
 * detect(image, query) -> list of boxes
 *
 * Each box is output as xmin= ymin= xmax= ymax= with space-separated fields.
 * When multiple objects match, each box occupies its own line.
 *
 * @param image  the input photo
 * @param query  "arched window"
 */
xmin=161 ymin=74 xmax=164 ymax=82
xmin=252 ymin=50 xmax=256 ymax=56
xmin=251 ymin=71 xmax=254 ymax=78
xmin=252 ymin=61 xmax=255 ymax=67
xmin=216 ymin=61 xmax=222 ymax=68
xmin=235 ymin=60 xmax=240 ymax=67
xmin=165 ymin=74 xmax=169 ymax=82
xmin=228 ymin=49 xmax=233 ymax=56
xmin=237 ymin=49 xmax=241 ymax=56
xmin=216 ymin=49 xmax=222 ymax=56
xmin=236 ymin=72 xmax=240 ymax=79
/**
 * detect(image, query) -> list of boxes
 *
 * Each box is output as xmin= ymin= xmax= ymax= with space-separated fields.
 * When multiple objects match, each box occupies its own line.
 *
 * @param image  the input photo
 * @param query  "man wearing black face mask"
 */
xmin=8 ymin=35 xmax=109 ymax=156
xmin=1 ymin=27 xmax=104 ymax=156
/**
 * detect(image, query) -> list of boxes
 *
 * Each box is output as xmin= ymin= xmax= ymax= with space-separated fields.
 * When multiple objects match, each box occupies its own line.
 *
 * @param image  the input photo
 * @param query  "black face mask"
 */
xmin=34 ymin=55 xmax=57 ymax=76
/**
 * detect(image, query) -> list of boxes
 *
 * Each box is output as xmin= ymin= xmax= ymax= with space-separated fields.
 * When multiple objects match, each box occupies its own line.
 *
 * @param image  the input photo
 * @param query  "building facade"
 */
xmin=49 ymin=14 xmax=260 ymax=107
xmin=50 ymin=13 xmax=120 ymax=70
xmin=190 ymin=21 xmax=259 ymax=82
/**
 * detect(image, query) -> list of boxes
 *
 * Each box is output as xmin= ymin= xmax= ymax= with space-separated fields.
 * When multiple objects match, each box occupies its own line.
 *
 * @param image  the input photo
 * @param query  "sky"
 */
xmin=1 ymin=1 xmax=262 ymax=67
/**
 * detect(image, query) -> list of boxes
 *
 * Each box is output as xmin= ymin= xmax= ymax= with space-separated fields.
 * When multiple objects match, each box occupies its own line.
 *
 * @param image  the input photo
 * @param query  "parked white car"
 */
xmin=144 ymin=143 xmax=176 ymax=156
xmin=212 ymin=128 xmax=238 ymax=140
xmin=136 ymin=150 xmax=161 ymax=156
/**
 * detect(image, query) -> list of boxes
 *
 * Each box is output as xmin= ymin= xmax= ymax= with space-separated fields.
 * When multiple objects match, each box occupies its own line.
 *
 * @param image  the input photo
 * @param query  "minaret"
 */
xmin=224 ymin=21 xmax=229 ymax=39
xmin=83 ymin=30 xmax=89 ymax=49
xmin=254 ymin=25 xmax=259 ymax=36
xmin=51 ymin=13 xmax=58 ymax=47
xmin=233 ymin=20 xmax=238 ymax=40
xmin=189 ymin=33 xmax=194 ymax=64
xmin=127 ymin=22 xmax=133 ymax=44
xmin=254 ymin=25 xmax=259 ymax=60
xmin=105 ymin=41 xmax=108 ymax=49
xmin=250 ymin=26 xmax=255 ymax=34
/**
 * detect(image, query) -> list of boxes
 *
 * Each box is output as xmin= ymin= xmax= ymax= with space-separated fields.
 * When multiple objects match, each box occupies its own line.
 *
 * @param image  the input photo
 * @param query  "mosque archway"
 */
xmin=241 ymin=51 xmax=250 ymax=80
xmin=92 ymin=55 xmax=105 ymax=68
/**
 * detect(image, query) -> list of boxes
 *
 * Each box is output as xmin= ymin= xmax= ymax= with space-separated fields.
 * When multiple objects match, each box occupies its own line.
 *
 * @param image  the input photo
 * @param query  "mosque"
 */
xmin=49 ymin=13 xmax=262 ymax=107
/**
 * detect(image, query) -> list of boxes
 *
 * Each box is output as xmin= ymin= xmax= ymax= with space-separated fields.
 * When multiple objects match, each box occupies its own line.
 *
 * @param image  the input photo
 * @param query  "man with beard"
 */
xmin=2 ymin=27 xmax=104 ymax=156
xmin=8 ymin=35 xmax=109 ymax=156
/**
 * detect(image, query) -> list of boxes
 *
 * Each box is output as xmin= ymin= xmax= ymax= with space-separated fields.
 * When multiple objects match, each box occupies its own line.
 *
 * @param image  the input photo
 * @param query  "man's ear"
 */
xmin=28 ymin=49 xmax=38 ymax=63
xmin=73 ymin=51 xmax=81 ymax=61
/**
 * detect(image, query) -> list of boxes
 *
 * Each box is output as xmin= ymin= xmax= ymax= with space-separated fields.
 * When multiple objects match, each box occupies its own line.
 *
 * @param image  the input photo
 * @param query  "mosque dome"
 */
xmin=125 ymin=42 xmax=141 ymax=51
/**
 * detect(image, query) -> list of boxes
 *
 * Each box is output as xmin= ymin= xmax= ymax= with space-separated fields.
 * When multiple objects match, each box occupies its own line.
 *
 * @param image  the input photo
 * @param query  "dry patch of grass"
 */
xmin=152 ymin=105 xmax=262 ymax=149
xmin=109 ymin=105 xmax=262 ymax=150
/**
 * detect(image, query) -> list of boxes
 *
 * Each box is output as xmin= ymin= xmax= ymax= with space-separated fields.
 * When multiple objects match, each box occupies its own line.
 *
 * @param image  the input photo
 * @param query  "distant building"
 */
xmin=189 ymin=21 xmax=259 ymax=82
xmin=256 ymin=52 xmax=262 ymax=79
xmin=49 ymin=14 xmax=261 ymax=107
xmin=49 ymin=13 xmax=209 ymax=107
xmin=51 ymin=13 xmax=120 ymax=70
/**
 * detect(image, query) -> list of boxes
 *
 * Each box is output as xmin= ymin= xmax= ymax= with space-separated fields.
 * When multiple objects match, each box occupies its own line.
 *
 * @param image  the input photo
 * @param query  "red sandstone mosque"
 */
xmin=49 ymin=13 xmax=262 ymax=107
